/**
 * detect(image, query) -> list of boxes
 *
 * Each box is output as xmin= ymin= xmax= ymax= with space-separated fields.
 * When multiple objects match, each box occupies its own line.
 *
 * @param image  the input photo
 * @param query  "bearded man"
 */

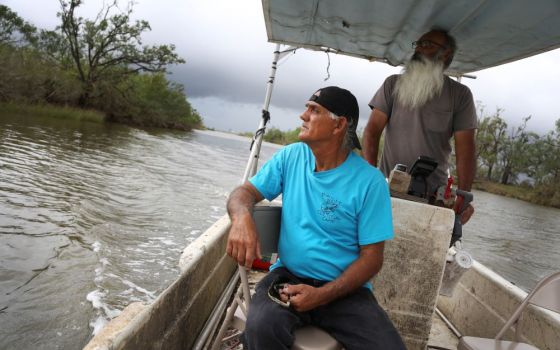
xmin=363 ymin=29 xmax=477 ymax=224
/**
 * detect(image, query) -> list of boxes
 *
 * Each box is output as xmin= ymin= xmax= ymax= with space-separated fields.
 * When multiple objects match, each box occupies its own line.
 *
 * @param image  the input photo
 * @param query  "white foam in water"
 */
xmin=121 ymin=279 xmax=156 ymax=300
xmin=92 ymin=241 xmax=101 ymax=253
xmin=189 ymin=230 xmax=201 ymax=236
xmin=90 ymin=316 xmax=108 ymax=336
xmin=86 ymin=289 xmax=121 ymax=335
xmin=87 ymin=290 xmax=106 ymax=309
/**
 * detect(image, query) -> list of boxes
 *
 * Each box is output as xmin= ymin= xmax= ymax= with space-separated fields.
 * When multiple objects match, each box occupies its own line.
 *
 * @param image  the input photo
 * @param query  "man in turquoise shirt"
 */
xmin=226 ymin=86 xmax=405 ymax=350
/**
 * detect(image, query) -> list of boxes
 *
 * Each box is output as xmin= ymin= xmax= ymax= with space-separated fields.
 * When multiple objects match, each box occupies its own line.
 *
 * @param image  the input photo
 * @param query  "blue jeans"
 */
xmin=243 ymin=267 xmax=406 ymax=350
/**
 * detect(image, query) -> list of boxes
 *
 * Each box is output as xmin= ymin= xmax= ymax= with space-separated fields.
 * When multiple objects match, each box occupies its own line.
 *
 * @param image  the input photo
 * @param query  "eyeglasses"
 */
xmin=412 ymin=40 xmax=448 ymax=50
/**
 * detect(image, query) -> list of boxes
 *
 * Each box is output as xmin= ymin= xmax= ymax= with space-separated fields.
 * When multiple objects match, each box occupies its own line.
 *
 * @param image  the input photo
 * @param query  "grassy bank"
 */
xmin=473 ymin=180 xmax=533 ymax=202
xmin=473 ymin=179 xmax=560 ymax=209
xmin=0 ymin=102 xmax=106 ymax=123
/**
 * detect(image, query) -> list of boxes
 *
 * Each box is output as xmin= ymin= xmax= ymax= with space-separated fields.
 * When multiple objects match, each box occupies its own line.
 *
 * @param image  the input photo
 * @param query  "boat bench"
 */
xmin=372 ymin=198 xmax=454 ymax=350
xmin=248 ymin=198 xmax=454 ymax=350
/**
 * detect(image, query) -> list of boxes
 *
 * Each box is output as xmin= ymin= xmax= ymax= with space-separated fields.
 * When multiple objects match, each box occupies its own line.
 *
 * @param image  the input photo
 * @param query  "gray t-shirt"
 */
xmin=369 ymin=74 xmax=477 ymax=191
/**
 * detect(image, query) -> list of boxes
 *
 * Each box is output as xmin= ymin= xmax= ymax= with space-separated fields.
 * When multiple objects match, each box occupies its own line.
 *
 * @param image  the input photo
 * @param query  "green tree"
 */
xmin=476 ymin=108 xmax=507 ymax=181
xmin=263 ymin=127 xmax=301 ymax=145
xmin=527 ymin=119 xmax=560 ymax=206
xmin=263 ymin=127 xmax=285 ymax=144
xmin=498 ymin=116 xmax=532 ymax=184
xmin=0 ymin=5 xmax=37 ymax=45
xmin=284 ymin=127 xmax=301 ymax=144
xmin=118 ymin=73 xmax=202 ymax=130
xmin=56 ymin=0 xmax=185 ymax=106
xmin=533 ymin=120 xmax=560 ymax=183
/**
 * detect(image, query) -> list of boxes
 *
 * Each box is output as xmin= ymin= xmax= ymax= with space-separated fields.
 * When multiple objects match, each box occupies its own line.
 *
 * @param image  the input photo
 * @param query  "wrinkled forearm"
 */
xmin=454 ymin=130 xmax=476 ymax=191
xmin=456 ymin=156 xmax=475 ymax=191
xmin=226 ymin=182 xmax=264 ymax=267
xmin=317 ymin=243 xmax=384 ymax=304
xmin=363 ymin=132 xmax=382 ymax=166
xmin=227 ymin=184 xmax=258 ymax=221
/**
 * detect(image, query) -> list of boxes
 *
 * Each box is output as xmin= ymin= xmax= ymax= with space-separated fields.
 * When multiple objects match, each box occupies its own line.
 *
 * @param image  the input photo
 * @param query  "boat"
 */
xmin=84 ymin=1 xmax=560 ymax=349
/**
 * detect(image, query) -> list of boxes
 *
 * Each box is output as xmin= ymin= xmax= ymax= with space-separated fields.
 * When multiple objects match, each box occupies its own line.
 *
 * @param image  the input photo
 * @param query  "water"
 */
xmin=0 ymin=113 xmax=278 ymax=349
xmin=463 ymin=190 xmax=560 ymax=291
xmin=1 ymin=114 xmax=559 ymax=349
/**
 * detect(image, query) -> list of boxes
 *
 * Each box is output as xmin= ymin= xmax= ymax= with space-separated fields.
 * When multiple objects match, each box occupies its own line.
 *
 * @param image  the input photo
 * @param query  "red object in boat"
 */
xmin=444 ymin=176 xmax=454 ymax=199
xmin=251 ymin=258 xmax=271 ymax=271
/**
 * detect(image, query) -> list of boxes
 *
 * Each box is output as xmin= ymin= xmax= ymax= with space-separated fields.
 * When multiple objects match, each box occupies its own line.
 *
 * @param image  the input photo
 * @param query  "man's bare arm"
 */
xmin=226 ymin=181 xmax=264 ymax=268
xmin=285 ymin=242 xmax=384 ymax=312
xmin=363 ymin=109 xmax=388 ymax=166
xmin=454 ymin=129 xmax=476 ymax=224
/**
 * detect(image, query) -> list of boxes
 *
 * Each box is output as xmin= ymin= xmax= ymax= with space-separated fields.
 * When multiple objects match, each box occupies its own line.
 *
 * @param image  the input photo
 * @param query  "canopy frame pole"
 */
xmin=207 ymin=44 xmax=295 ymax=349
xmin=239 ymin=43 xmax=283 ymax=308
xmin=242 ymin=43 xmax=292 ymax=182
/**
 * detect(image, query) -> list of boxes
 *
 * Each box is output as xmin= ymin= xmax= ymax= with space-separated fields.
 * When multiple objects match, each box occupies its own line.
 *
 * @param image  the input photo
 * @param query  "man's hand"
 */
xmin=281 ymin=242 xmax=385 ymax=312
xmin=226 ymin=212 xmax=262 ymax=268
xmin=226 ymin=182 xmax=264 ymax=268
xmin=282 ymin=284 xmax=327 ymax=312
xmin=453 ymin=195 xmax=475 ymax=224
xmin=460 ymin=204 xmax=474 ymax=224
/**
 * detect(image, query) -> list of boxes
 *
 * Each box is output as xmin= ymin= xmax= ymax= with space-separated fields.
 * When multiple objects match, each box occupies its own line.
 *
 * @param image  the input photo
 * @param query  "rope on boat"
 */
xmin=249 ymin=110 xmax=271 ymax=151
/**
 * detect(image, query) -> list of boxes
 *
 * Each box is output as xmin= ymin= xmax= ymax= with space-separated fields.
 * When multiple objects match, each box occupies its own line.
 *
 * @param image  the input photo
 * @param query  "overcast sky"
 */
xmin=4 ymin=0 xmax=560 ymax=134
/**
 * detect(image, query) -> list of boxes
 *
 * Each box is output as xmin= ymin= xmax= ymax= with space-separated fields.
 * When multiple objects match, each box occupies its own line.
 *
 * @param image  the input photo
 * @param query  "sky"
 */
xmin=3 ymin=0 xmax=560 ymax=135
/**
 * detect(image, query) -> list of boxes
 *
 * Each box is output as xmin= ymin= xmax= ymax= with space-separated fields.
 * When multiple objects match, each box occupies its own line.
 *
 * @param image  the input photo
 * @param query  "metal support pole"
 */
xmin=242 ymin=43 xmax=283 ymax=183
xmin=205 ymin=44 xmax=293 ymax=349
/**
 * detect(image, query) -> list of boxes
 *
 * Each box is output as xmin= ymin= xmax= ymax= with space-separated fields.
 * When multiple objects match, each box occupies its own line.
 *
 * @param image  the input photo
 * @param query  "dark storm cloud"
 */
xmin=169 ymin=55 xmax=313 ymax=112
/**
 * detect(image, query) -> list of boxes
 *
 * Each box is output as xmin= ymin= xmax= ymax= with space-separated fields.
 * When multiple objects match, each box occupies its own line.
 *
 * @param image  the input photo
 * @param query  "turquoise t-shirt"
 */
xmin=250 ymin=142 xmax=394 ymax=283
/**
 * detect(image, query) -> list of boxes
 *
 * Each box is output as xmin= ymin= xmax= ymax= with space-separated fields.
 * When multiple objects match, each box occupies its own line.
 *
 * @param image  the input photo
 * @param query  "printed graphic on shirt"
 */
xmin=318 ymin=193 xmax=340 ymax=222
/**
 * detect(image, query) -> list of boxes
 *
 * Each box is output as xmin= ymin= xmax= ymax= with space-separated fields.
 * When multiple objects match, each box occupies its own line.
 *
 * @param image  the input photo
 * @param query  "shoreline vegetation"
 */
xmin=1 ymin=2 xmax=203 ymax=131
xmin=0 ymin=102 xmax=106 ymax=123
xmin=245 ymin=126 xmax=560 ymax=209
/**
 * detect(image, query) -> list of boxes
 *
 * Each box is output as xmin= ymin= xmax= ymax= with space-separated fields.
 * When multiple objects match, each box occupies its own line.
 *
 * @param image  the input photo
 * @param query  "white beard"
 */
xmin=394 ymin=56 xmax=445 ymax=109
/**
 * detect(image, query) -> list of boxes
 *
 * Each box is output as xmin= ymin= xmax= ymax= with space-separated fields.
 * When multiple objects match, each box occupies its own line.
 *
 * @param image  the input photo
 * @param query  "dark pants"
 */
xmin=243 ymin=268 xmax=406 ymax=350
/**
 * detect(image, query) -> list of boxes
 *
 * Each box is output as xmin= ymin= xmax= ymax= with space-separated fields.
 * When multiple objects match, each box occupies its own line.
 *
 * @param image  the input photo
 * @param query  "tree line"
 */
xmin=474 ymin=107 xmax=560 ymax=207
xmin=0 ymin=1 xmax=202 ymax=130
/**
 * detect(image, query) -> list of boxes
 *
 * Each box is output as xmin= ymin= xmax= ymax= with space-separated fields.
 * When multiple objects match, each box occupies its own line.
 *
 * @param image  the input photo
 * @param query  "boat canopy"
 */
xmin=262 ymin=0 xmax=560 ymax=75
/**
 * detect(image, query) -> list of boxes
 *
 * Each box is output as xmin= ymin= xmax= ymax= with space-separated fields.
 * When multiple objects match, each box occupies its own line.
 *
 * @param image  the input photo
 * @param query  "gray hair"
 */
xmin=328 ymin=112 xmax=353 ymax=151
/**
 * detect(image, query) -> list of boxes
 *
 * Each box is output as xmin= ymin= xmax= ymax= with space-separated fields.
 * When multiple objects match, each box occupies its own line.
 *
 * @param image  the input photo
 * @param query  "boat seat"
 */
xmin=233 ymin=306 xmax=343 ymax=350
xmin=458 ymin=271 xmax=560 ymax=350
xmin=292 ymin=326 xmax=342 ymax=350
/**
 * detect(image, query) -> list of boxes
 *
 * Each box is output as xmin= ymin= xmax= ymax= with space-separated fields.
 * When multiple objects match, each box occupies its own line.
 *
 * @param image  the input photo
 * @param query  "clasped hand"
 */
xmin=226 ymin=212 xmax=261 ymax=268
xmin=280 ymin=284 xmax=327 ymax=312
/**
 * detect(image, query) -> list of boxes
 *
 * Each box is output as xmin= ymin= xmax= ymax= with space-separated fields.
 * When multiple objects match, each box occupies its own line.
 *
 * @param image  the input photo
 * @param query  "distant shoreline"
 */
xmin=193 ymin=129 xmax=283 ymax=149
xmin=0 ymin=102 xmax=202 ymax=131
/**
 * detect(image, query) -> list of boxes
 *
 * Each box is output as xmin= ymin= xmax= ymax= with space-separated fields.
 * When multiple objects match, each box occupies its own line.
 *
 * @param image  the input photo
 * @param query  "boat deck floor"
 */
xmin=219 ymin=270 xmax=460 ymax=350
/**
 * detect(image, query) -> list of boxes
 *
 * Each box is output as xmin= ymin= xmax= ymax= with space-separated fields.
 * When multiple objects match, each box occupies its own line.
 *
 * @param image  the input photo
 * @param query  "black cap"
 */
xmin=308 ymin=86 xmax=361 ymax=150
